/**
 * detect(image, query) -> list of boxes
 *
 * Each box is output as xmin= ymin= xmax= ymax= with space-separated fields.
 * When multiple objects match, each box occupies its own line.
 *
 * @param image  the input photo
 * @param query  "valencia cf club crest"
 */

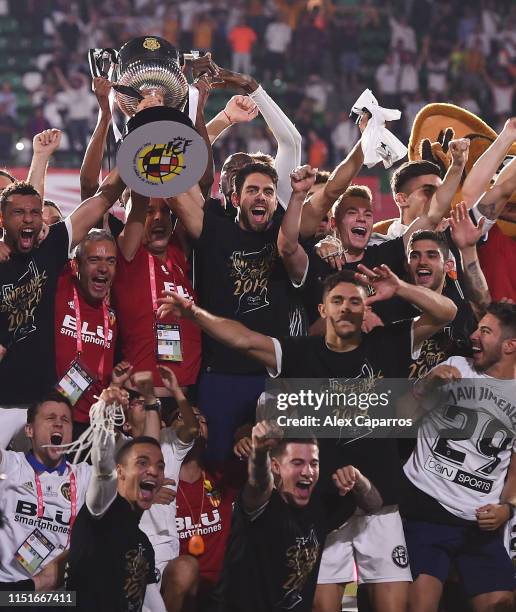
xmin=391 ymin=545 xmax=408 ymax=568
xmin=60 ymin=482 xmax=72 ymax=502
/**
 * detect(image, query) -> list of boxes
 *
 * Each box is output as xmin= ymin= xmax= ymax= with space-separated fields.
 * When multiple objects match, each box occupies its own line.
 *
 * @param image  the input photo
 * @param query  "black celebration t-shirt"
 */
xmin=0 ymin=221 xmax=70 ymax=403
xmin=194 ymin=206 xmax=305 ymax=374
xmin=302 ymin=237 xmax=407 ymax=325
xmin=218 ymin=489 xmax=350 ymax=612
xmin=276 ymin=320 xmax=414 ymax=508
xmin=65 ymin=495 xmax=157 ymax=612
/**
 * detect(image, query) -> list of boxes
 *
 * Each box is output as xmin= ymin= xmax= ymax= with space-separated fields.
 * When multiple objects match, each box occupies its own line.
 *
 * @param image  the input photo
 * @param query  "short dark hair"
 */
xmin=486 ymin=302 xmax=516 ymax=340
xmin=407 ymin=229 xmax=450 ymax=260
xmin=390 ymin=160 xmax=441 ymax=194
xmin=322 ymin=270 xmax=365 ymax=300
xmin=0 ymin=168 xmax=15 ymax=183
xmin=43 ymin=199 xmax=63 ymax=218
xmin=0 ymin=181 xmax=41 ymax=212
xmin=250 ymin=152 xmax=274 ymax=166
xmin=270 ymin=437 xmax=319 ymax=460
xmin=27 ymin=390 xmax=72 ymax=424
xmin=233 ymin=162 xmax=278 ymax=196
xmin=75 ymin=228 xmax=116 ymax=263
xmin=315 ymin=170 xmax=331 ymax=185
xmin=115 ymin=436 xmax=162 ymax=465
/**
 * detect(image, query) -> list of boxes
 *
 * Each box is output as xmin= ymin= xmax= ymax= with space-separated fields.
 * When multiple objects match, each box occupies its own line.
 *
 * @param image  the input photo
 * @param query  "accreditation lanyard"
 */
xmin=34 ymin=468 xmax=77 ymax=548
xmin=147 ymin=252 xmax=176 ymax=313
xmin=72 ymin=286 xmax=109 ymax=381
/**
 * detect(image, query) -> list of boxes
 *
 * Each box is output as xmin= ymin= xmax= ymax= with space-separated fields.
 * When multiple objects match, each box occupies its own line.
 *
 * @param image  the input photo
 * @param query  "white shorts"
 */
xmin=317 ymin=505 xmax=412 ymax=585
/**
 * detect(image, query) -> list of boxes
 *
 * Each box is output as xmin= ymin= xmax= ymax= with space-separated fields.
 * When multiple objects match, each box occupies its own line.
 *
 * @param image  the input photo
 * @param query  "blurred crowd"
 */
xmin=0 ymin=0 xmax=515 ymax=169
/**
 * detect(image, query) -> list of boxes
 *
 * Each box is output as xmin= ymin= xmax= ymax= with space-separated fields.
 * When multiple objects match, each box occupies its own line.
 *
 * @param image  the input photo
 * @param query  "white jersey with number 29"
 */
xmin=404 ymin=356 xmax=516 ymax=521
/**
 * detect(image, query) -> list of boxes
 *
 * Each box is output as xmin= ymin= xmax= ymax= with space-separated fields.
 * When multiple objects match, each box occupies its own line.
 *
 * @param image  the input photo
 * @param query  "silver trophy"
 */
xmin=89 ymin=36 xmax=208 ymax=198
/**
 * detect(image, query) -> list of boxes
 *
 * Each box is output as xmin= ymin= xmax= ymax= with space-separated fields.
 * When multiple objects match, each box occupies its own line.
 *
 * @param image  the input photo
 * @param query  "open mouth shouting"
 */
xmin=139 ymin=479 xmax=158 ymax=503
xmin=295 ymin=479 xmax=313 ymax=501
xmin=19 ymin=228 xmax=36 ymax=250
xmin=251 ymin=206 xmax=267 ymax=222
xmin=50 ymin=432 xmax=63 ymax=446
xmin=350 ymin=226 xmax=367 ymax=237
xmin=415 ymin=267 xmax=433 ymax=285
xmin=91 ymin=275 xmax=108 ymax=294
xmin=471 ymin=343 xmax=483 ymax=361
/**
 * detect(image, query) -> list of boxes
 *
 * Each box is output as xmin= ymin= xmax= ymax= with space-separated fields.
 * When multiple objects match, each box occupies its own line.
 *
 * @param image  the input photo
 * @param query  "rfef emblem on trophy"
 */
xmin=89 ymin=36 xmax=208 ymax=198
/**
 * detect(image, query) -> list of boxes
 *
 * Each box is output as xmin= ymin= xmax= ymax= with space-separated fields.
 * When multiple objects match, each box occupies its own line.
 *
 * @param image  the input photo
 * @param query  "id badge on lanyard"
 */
xmin=55 ymin=360 xmax=94 ymax=406
xmin=56 ymin=286 xmax=109 ymax=404
xmin=15 ymin=469 xmax=77 ymax=573
xmin=148 ymin=253 xmax=183 ymax=362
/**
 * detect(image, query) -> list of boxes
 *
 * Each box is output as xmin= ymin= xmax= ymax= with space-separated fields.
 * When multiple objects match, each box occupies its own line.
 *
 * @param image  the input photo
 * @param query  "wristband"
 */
xmin=144 ymin=399 xmax=162 ymax=413
xmin=505 ymin=502 xmax=515 ymax=519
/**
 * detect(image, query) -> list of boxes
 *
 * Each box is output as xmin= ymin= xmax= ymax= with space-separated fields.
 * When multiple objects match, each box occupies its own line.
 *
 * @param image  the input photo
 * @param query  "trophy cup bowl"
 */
xmin=89 ymin=36 xmax=208 ymax=198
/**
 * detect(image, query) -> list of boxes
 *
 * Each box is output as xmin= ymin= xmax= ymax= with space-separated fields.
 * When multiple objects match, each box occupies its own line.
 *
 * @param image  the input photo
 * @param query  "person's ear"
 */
xmin=25 ymin=423 xmax=34 ymax=441
xmin=271 ymin=457 xmax=281 ymax=476
xmin=231 ymin=191 xmax=240 ymax=210
xmin=318 ymin=302 xmax=327 ymax=319
xmin=70 ymin=258 xmax=79 ymax=277
xmin=117 ymin=464 xmax=124 ymax=480
xmin=503 ymin=337 xmax=516 ymax=356
xmin=394 ymin=192 xmax=408 ymax=208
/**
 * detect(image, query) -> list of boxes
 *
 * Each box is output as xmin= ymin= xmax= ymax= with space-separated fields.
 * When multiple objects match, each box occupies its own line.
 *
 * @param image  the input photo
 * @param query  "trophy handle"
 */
xmin=88 ymin=48 xmax=119 ymax=79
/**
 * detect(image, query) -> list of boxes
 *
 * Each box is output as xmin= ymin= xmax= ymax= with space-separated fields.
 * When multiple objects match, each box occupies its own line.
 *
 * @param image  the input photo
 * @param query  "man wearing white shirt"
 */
xmin=0 ymin=392 xmax=91 ymax=588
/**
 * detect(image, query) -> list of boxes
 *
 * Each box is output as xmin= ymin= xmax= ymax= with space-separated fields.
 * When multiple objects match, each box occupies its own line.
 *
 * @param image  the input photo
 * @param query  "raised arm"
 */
xmin=249 ymin=84 xmax=302 ymax=208
xmin=211 ymin=68 xmax=302 ymax=208
xmin=166 ymin=185 xmax=205 ymax=240
xmin=462 ymin=117 xmax=516 ymax=208
xmin=449 ymin=202 xmax=491 ymax=319
xmin=80 ymin=77 xmax=112 ymax=200
xmin=277 ymin=165 xmax=316 ymax=284
xmin=86 ymin=387 xmax=127 ymax=518
xmin=207 ymin=94 xmax=259 ymax=144
xmin=192 ymin=77 xmax=215 ymax=200
xmin=158 ymin=365 xmax=199 ymax=443
xmin=156 ymin=290 xmax=277 ymax=370
xmin=27 ymin=129 xmax=62 ymax=200
xmin=475 ymin=155 xmax=516 ymax=222
xmin=116 ymin=191 xmax=147 ymax=262
xmin=131 ymin=371 xmax=161 ymax=442
xmin=402 ymin=138 xmax=470 ymax=249
xmin=242 ymin=421 xmax=279 ymax=513
xmin=300 ymin=138 xmax=364 ymax=239
xmin=357 ymin=263 xmax=457 ymax=349
xmin=68 ymin=167 xmax=125 ymax=249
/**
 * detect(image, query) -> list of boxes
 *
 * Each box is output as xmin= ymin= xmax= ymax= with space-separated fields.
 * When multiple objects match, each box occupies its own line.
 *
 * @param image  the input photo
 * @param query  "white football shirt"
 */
xmin=404 ymin=356 xmax=516 ymax=520
xmin=0 ymin=451 xmax=92 ymax=581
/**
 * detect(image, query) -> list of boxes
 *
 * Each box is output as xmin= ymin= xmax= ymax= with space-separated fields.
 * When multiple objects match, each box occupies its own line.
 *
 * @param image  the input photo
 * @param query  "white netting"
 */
xmin=43 ymin=398 xmax=125 ymax=464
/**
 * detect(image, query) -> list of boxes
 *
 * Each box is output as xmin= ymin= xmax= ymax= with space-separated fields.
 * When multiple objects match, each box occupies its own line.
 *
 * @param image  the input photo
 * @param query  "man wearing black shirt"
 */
xmin=158 ymin=262 xmax=457 ymax=611
xmin=0 ymin=171 xmax=124 ymax=407
xmin=217 ymin=420 xmax=381 ymax=612
xmin=403 ymin=210 xmax=490 ymax=379
xmin=65 ymin=387 xmax=165 ymax=612
xmin=278 ymin=141 xmax=468 ymax=331
xmin=168 ymin=142 xmax=364 ymax=461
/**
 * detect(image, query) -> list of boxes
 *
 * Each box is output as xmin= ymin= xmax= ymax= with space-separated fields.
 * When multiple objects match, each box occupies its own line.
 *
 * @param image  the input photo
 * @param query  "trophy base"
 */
xmin=116 ymin=106 xmax=208 ymax=198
